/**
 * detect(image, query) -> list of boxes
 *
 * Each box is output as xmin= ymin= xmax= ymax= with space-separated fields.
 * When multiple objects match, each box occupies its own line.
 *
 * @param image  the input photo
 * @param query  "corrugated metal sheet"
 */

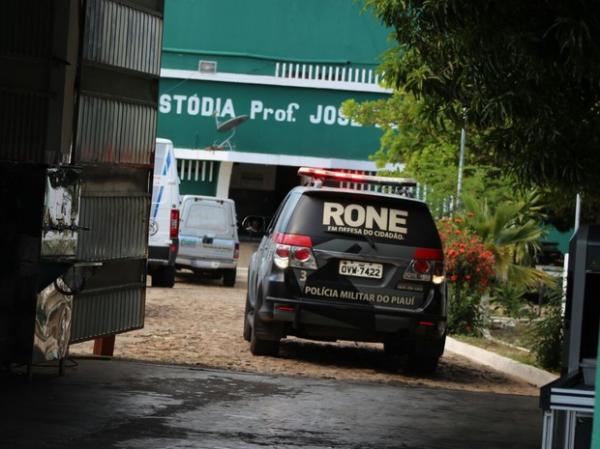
xmin=77 ymin=194 xmax=149 ymax=261
xmin=75 ymin=95 xmax=156 ymax=165
xmin=84 ymin=0 xmax=162 ymax=76
xmin=0 ymin=1 xmax=52 ymax=57
xmin=0 ymin=90 xmax=48 ymax=163
xmin=70 ymin=284 xmax=145 ymax=342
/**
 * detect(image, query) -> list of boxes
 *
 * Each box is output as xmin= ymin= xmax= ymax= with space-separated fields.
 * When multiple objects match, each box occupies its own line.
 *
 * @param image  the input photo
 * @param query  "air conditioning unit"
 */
xmin=198 ymin=60 xmax=217 ymax=73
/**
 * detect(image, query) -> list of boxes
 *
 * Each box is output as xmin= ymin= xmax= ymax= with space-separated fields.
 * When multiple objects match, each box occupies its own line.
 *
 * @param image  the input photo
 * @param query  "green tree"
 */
xmin=363 ymin=0 xmax=600 ymax=207
xmin=463 ymin=193 xmax=552 ymax=288
xmin=343 ymin=91 xmax=510 ymax=211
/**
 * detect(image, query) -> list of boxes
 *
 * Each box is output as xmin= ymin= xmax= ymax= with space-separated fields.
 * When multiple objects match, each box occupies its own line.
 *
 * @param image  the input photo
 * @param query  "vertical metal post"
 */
xmin=574 ymin=193 xmax=581 ymax=232
xmin=93 ymin=335 xmax=116 ymax=356
xmin=456 ymin=110 xmax=467 ymax=208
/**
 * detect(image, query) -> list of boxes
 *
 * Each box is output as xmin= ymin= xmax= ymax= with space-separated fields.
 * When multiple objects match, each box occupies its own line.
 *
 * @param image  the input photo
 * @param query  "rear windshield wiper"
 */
xmin=324 ymin=230 xmax=378 ymax=250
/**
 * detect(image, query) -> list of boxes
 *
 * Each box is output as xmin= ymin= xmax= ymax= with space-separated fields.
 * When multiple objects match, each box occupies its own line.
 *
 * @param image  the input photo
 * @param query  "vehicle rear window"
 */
xmin=154 ymin=143 xmax=167 ymax=173
xmin=151 ymin=143 xmax=167 ymax=206
xmin=284 ymin=191 xmax=441 ymax=248
xmin=185 ymin=202 xmax=231 ymax=235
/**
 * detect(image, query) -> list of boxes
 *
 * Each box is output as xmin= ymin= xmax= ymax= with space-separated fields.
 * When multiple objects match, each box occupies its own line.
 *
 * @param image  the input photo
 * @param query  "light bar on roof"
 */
xmin=298 ymin=167 xmax=417 ymax=187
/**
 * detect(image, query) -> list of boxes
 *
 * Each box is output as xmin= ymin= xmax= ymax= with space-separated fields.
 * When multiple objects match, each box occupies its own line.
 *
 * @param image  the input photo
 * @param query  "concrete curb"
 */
xmin=445 ymin=336 xmax=558 ymax=387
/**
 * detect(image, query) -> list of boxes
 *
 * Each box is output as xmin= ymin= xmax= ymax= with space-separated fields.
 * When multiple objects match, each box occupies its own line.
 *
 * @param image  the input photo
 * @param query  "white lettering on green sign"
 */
xmin=159 ymin=94 xmax=362 ymax=128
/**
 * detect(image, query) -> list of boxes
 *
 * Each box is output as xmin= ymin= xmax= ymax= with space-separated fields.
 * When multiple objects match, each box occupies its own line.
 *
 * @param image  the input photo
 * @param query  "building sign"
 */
xmin=157 ymin=79 xmax=388 ymax=162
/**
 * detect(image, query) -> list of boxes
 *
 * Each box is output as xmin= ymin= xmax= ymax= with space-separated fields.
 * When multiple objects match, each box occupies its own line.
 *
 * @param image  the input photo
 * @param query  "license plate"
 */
xmin=339 ymin=260 xmax=383 ymax=279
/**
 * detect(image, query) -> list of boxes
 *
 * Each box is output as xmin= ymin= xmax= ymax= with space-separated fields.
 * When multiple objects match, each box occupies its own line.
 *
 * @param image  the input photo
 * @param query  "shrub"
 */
xmin=438 ymin=217 xmax=495 ymax=336
xmin=491 ymin=283 xmax=533 ymax=319
xmin=528 ymin=286 xmax=563 ymax=371
xmin=447 ymin=287 xmax=485 ymax=336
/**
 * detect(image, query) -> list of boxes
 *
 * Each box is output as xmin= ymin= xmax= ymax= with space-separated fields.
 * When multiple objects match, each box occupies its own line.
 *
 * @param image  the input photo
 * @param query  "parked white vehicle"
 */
xmin=176 ymin=196 xmax=239 ymax=287
xmin=148 ymin=138 xmax=180 ymax=287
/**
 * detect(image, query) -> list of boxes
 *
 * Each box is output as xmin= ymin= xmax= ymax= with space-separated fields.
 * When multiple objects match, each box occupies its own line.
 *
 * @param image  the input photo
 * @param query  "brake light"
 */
xmin=413 ymin=260 xmax=430 ymax=274
xmin=275 ymin=246 xmax=290 ymax=258
xmin=234 ymin=242 xmax=240 ymax=260
xmin=169 ymin=209 xmax=180 ymax=239
xmin=403 ymin=247 xmax=445 ymax=284
xmin=272 ymin=233 xmax=317 ymax=270
xmin=414 ymin=248 xmax=443 ymax=260
xmin=273 ymin=232 xmax=313 ymax=247
xmin=293 ymin=247 xmax=311 ymax=262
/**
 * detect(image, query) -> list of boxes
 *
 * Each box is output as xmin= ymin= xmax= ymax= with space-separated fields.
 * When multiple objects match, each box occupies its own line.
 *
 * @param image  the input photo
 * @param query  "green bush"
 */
xmin=447 ymin=285 xmax=485 ymax=336
xmin=491 ymin=283 xmax=533 ymax=319
xmin=528 ymin=287 xmax=563 ymax=371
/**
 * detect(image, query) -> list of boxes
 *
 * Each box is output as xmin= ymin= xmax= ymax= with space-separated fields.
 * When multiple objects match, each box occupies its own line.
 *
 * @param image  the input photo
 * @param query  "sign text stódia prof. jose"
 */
xmin=159 ymin=94 xmax=362 ymax=127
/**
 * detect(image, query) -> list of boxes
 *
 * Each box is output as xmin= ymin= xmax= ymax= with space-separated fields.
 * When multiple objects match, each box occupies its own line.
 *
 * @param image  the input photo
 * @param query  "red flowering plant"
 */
xmin=438 ymin=216 xmax=495 ymax=335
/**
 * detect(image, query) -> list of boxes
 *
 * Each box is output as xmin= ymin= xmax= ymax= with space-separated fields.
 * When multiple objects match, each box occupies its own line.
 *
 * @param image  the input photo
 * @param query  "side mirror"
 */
xmin=241 ymin=215 xmax=266 ymax=235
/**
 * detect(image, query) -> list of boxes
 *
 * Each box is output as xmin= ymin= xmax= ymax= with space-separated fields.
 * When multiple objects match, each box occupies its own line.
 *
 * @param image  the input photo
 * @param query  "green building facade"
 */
xmin=158 ymin=0 xmax=392 ymax=219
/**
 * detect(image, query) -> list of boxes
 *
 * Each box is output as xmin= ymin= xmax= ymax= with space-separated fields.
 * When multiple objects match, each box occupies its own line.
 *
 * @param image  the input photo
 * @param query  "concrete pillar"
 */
xmin=216 ymin=161 xmax=233 ymax=198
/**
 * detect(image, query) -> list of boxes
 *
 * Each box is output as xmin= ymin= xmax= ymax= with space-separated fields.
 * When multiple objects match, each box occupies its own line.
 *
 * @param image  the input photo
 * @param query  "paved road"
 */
xmin=1 ymin=359 xmax=541 ymax=449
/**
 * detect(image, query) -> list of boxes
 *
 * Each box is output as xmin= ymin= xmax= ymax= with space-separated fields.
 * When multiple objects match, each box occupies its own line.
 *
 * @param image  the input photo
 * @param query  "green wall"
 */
xmin=163 ymin=0 xmax=391 ymax=74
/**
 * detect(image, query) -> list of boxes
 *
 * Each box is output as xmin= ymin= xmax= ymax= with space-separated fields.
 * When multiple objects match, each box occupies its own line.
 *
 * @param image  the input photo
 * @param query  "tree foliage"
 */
xmin=363 ymin=0 xmax=600 ymax=204
xmin=343 ymin=92 xmax=510 ymax=210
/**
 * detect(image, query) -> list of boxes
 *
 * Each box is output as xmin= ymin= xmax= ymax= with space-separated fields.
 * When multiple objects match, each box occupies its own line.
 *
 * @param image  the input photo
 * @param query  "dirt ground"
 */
xmin=71 ymin=273 xmax=538 ymax=396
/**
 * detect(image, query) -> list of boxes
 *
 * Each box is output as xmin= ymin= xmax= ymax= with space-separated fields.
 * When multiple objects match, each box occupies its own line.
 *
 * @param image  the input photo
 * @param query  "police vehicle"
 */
xmin=244 ymin=167 xmax=447 ymax=372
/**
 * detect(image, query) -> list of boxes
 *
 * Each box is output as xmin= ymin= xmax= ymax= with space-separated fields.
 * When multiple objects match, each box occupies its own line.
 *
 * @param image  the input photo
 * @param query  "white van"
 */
xmin=148 ymin=138 xmax=180 ymax=287
xmin=176 ymin=196 xmax=239 ymax=287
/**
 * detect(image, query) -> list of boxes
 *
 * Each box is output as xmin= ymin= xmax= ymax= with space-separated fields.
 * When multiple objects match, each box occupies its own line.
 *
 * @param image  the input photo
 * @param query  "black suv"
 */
xmin=243 ymin=169 xmax=447 ymax=372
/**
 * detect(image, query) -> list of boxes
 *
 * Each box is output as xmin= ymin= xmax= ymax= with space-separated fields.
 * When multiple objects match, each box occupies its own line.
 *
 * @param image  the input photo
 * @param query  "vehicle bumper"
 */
xmin=260 ymin=294 xmax=446 ymax=348
xmin=148 ymin=245 xmax=177 ymax=267
xmin=176 ymin=257 xmax=237 ymax=270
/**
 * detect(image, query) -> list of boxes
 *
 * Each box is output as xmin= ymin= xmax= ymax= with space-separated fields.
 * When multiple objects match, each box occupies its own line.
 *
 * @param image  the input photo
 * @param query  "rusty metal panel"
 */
xmin=84 ymin=0 xmax=162 ymax=75
xmin=77 ymin=194 xmax=149 ymax=261
xmin=75 ymin=95 xmax=155 ymax=165
xmin=70 ymin=284 xmax=145 ymax=342
xmin=0 ymin=90 xmax=49 ymax=163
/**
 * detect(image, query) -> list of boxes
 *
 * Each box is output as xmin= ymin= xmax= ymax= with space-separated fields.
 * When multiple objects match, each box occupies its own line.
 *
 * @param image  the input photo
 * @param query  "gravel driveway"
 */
xmin=71 ymin=273 xmax=537 ymax=396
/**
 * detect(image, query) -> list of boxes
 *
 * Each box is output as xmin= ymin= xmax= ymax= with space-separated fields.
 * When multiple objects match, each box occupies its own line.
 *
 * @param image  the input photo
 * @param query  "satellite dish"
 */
xmin=212 ymin=114 xmax=249 ymax=151
xmin=217 ymin=115 xmax=249 ymax=133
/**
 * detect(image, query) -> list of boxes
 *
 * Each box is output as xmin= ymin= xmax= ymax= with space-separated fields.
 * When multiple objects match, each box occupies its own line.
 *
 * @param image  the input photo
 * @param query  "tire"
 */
xmin=250 ymin=317 xmax=279 ymax=356
xmin=383 ymin=340 xmax=403 ymax=357
xmin=407 ymin=354 xmax=440 ymax=374
xmin=383 ymin=340 xmax=404 ymax=370
xmin=152 ymin=265 xmax=176 ymax=288
xmin=243 ymin=295 xmax=252 ymax=342
xmin=223 ymin=268 xmax=237 ymax=287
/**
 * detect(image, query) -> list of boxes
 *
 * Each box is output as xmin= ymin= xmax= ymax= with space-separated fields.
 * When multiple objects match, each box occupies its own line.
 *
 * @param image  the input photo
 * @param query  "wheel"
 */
xmin=243 ymin=294 xmax=252 ymax=342
xmin=383 ymin=340 xmax=404 ymax=370
xmin=250 ymin=316 xmax=279 ymax=356
xmin=152 ymin=265 xmax=176 ymax=288
xmin=407 ymin=354 xmax=440 ymax=373
xmin=383 ymin=340 xmax=403 ymax=357
xmin=223 ymin=268 xmax=236 ymax=287
xmin=162 ymin=266 xmax=176 ymax=288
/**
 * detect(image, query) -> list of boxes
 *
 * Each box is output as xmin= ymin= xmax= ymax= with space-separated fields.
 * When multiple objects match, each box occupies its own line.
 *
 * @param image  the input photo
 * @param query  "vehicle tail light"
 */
xmin=272 ymin=233 xmax=317 ymax=270
xmin=403 ymin=248 xmax=445 ymax=284
xmin=293 ymin=247 xmax=311 ymax=262
xmin=169 ymin=209 xmax=180 ymax=239
xmin=234 ymin=242 xmax=240 ymax=260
